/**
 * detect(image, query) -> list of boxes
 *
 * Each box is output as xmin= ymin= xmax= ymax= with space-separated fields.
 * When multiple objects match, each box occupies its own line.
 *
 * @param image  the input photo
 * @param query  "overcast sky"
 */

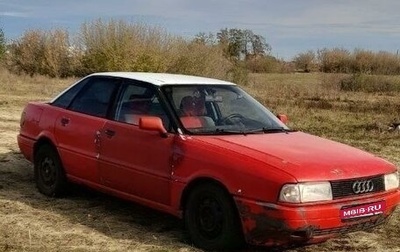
xmin=1 ymin=0 xmax=399 ymax=60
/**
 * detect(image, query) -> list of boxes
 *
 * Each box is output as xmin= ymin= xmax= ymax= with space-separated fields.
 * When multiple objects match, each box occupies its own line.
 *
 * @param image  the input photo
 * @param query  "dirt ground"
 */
xmin=0 ymin=76 xmax=399 ymax=251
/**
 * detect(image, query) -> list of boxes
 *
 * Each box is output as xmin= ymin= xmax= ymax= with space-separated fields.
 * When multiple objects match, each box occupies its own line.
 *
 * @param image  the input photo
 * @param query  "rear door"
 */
xmin=54 ymin=77 xmax=120 ymax=184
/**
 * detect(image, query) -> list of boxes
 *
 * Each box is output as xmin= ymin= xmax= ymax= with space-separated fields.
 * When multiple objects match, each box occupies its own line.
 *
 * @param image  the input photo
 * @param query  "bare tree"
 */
xmin=294 ymin=50 xmax=315 ymax=72
xmin=193 ymin=32 xmax=216 ymax=45
xmin=216 ymin=28 xmax=270 ymax=60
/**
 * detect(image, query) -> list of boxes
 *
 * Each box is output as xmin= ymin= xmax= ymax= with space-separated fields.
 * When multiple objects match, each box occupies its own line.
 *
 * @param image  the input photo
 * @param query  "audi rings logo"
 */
xmin=352 ymin=180 xmax=374 ymax=194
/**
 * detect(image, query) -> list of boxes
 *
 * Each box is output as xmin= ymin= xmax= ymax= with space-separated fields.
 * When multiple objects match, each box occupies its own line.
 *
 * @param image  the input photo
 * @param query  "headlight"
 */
xmin=279 ymin=182 xmax=332 ymax=203
xmin=384 ymin=172 xmax=399 ymax=191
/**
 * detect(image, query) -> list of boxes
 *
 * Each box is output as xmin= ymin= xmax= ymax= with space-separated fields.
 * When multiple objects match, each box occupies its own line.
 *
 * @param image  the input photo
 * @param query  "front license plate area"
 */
xmin=340 ymin=201 xmax=385 ymax=220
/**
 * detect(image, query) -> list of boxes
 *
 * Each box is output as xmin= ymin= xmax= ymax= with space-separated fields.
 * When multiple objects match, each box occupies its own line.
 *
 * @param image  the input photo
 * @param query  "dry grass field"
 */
xmin=0 ymin=68 xmax=399 ymax=251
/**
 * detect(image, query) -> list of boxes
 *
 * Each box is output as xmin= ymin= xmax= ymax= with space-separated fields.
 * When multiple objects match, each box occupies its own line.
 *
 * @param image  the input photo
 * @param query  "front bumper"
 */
xmin=234 ymin=189 xmax=400 ymax=247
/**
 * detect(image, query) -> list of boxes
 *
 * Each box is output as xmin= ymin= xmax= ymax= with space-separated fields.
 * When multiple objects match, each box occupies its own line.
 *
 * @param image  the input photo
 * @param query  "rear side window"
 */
xmin=69 ymin=77 xmax=120 ymax=117
xmin=51 ymin=78 xmax=88 ymax=108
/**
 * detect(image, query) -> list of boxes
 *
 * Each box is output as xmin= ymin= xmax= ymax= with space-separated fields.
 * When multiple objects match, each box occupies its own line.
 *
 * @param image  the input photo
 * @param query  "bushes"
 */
xmin=167 ymin=41 xmax=233 ymax=80
xmin=351 ymin=50 xmax=400 ymax=75
xmin=6 ymin=29 xmax=73 ymax=77
xmin=5 ymin=19 xmax=247 ymax=83
xmin=340 ymin=74 xmax=400 ymax=92
xmin=245 ymin=55 xmax=282 ymax=73
xmin=315 ymin=48 xmax=400 ymax=75
xmin=294 ymin=50 xmax=317 ymax=72
xmin=318 ymin=48 xmax=353 ymax=73
xmin=5 ymin=19 xmax=400 ymax=82
xmin=77 ymin=20 xmax=173 ymax=74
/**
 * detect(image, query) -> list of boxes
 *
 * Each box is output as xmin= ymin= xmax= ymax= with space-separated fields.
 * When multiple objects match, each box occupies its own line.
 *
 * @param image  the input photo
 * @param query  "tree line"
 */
xmin=0 ymin=20 xmax=400 ymax=82
xmin=294 ymin=49 xmax=400 ymax=75
xmin=0 ymin=20 xmax=279 ymax=83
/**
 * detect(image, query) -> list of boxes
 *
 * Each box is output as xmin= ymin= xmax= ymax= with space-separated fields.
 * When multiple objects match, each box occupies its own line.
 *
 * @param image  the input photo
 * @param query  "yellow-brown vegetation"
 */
xmin=4 ymin=19 xmax=400 ymax=83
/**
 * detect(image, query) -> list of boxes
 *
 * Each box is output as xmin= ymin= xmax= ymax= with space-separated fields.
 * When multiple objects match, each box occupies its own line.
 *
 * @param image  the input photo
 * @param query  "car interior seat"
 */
xmin=179 ymin=96 xmax=215 ymax=128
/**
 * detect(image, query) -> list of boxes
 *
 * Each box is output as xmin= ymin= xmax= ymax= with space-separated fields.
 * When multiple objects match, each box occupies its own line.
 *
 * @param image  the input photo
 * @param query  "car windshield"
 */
xmin=162 ymin=85 xmax=289 ymax=135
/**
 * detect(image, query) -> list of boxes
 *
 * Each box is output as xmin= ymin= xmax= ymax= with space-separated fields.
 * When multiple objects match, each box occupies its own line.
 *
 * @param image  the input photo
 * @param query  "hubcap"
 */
xmin=197 ymin=196 xmax=223 ymax=239
xmin=40 ymin=157 xmax=56 ymax=186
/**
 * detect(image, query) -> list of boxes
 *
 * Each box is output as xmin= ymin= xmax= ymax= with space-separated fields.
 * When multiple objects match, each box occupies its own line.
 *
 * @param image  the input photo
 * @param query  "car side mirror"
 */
xmin=277 ymin=114 xmax=288 ymax=124
xmin=139 ymin=116 xmax=168 ymax=138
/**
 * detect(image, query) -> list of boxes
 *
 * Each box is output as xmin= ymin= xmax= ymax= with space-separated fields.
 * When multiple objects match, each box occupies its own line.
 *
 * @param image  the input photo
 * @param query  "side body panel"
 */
xmin=98 ymin=120 xmax=175 ymax=206
xmin=54 ymin=110 xmax=107 ymax=183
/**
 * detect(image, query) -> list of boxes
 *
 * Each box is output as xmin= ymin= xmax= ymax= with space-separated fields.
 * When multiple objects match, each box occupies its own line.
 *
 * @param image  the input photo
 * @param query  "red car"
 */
xmin=18 ymin=72 xmax=400 ymax=250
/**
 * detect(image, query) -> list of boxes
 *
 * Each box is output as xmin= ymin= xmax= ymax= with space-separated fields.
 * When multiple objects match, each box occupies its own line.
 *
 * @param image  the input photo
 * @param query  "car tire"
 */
xmin=184 ymin=183 xmax=244 ymax=250
xmin=34 ymin=145 xmax=67 ymax=197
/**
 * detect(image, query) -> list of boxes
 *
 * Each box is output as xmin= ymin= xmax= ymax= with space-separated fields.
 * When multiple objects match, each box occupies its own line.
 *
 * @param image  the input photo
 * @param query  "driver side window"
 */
xmin=115 ymin=83 xmax=170 ymax=129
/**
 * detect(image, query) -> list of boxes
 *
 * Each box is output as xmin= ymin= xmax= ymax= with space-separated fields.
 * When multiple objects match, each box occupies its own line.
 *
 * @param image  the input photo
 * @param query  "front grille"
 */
xmin=331 ymin=176 xmax=385 ymax=199
xmin=313 ymin=215 xmax=387 ymax=236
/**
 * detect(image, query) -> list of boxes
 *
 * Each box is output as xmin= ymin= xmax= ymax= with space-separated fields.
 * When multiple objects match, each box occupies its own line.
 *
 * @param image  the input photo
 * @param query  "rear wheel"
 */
xmin=34 ymin=145 xmax=67 ymax=197
xmin=184 ymin=183 xmax=244 ymax=250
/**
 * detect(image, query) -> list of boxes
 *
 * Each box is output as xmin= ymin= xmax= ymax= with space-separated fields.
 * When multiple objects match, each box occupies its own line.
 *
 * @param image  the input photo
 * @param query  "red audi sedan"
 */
xmin=17 ymin=72 xmax=400 ymax=250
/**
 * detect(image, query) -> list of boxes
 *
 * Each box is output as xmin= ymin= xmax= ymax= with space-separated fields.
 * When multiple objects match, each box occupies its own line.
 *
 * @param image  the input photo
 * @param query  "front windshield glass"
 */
xmin=162 ymin=85 xmax=289 ymax=135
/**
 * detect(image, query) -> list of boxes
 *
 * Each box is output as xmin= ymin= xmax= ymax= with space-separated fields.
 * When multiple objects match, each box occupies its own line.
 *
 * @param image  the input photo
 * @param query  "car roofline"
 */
xmin=89 ymin=72 xmax=236 ymax=86
xmin=49 ymin=72 xmax=236 ymax=103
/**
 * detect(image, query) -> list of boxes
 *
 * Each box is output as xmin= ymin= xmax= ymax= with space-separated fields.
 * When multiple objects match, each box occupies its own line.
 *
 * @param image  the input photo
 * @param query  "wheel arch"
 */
xmin=33 ymin=136 xmax=68 ymax=197
xmin=180 ymin=176 xmax=245 ymax=249
xmin=33 ymin=137 xmax=58 ymax=163
xmin=180 ymin=177 xmax=235 ymax=211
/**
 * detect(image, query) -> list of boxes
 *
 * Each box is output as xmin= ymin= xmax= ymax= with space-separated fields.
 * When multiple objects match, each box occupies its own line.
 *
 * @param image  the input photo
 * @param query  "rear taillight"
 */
xmin=20 ymin=111 xmax=26 ymax=127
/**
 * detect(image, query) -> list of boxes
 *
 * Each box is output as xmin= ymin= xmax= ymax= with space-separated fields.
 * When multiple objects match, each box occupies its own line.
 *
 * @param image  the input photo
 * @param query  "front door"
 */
xmin=98 ymin=81 xmax=174 ymax=206
xmin=98 ymin=121 xmax=174 ymax=205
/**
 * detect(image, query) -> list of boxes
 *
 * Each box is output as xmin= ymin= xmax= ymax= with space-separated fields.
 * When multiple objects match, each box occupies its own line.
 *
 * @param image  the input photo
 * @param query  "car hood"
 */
xmin=196 ymin=131 xmax=395 ymax=181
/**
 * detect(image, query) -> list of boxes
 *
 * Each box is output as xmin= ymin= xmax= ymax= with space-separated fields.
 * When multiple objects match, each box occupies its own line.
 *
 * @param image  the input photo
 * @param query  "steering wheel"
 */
xmin=220 ymin=113 xmax=245 ymax=125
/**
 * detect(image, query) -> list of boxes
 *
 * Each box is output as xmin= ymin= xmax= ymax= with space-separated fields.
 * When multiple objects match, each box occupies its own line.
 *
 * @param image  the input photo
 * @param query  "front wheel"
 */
xmin=184 ymin=183 xmax=244 ymax=250
xmin=34 ymin=145 xmax=67 ymax=197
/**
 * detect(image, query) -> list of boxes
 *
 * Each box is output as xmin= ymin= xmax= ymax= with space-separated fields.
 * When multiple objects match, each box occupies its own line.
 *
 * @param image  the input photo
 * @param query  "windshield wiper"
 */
xmin=194 ymin=127 xmax=295 ymax=135
xmin=247 ymin=127 xmax=294 ymax=134
xmin=190 ymin=128 xmax=247 ymax=135
xmin=215 ymin=128 xmax=249 ymax=135
xmin=214 ymin=128 xmax=292 ymax=135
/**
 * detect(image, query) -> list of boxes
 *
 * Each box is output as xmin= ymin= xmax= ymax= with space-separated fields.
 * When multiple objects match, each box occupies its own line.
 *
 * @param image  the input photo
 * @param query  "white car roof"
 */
xmin=90 ymin=72 xmax=235 ymax=86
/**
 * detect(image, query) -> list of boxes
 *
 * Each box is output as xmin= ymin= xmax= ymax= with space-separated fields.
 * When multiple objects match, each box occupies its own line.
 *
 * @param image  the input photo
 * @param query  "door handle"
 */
xmin=61 ymin=117 xmax=70 ymax=126
xmin=104 ymin=129 xmax=116 ymax=138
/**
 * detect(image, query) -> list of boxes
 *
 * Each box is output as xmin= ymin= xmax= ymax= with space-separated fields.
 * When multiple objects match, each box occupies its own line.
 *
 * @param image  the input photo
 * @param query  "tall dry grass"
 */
xmin=340 ymin=74 xmax=400 ymax=93
xmin=0 ymin=67 xmax=75 ymax=104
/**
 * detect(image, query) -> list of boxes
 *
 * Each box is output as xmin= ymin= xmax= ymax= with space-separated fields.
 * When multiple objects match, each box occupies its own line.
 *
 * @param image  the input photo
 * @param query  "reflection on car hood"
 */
xmin=197 ymin=131 xmax=395 ymax=181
